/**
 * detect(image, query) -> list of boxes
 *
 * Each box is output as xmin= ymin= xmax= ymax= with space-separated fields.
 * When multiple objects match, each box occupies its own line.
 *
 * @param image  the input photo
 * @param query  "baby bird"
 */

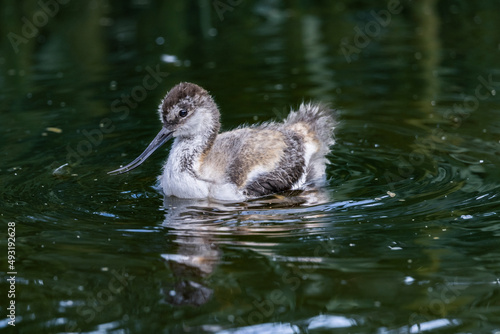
xmin=109 ymin=82 xmax=336 ymax=201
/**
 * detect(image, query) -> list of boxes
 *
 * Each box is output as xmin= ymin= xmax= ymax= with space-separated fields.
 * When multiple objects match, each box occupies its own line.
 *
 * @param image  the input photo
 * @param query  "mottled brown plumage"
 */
xmin=109 ymin=82 xmax=337 ymax=201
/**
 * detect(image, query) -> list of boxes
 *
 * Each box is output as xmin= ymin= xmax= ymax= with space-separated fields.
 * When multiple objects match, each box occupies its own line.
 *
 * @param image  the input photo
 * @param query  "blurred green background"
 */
xmin=1 ymin=0 xmax=500 ymax=333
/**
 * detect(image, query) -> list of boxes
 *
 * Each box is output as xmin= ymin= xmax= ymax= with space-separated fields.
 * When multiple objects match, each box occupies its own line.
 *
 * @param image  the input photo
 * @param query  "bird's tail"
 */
xmin=285 ymin=102 xmax=337 ymax=155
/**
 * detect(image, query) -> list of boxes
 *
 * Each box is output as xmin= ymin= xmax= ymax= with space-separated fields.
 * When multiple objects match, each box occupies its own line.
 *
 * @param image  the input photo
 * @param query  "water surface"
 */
xmin=1 ymin=1 xmax=500 ymax=333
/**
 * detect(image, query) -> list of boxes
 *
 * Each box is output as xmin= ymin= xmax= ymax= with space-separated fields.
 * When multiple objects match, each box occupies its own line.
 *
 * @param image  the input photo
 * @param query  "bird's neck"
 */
xmin=169 ymin=117 xmax=220 ymax=174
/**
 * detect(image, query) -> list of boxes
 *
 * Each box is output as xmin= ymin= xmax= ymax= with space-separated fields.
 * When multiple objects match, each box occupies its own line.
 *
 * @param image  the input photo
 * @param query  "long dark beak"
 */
xmin=108 ymin=127 xmax=173 ymax=175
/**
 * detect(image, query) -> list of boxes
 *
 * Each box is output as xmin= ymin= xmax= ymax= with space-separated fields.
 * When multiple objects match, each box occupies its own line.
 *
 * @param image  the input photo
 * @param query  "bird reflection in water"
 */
xmin=159 ymin=189 xmax=331 ymax=307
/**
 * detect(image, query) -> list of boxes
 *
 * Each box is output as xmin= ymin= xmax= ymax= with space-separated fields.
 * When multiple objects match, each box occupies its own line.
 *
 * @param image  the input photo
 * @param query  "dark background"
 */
xmin=1 ymin=1 xmax=500 ymax=333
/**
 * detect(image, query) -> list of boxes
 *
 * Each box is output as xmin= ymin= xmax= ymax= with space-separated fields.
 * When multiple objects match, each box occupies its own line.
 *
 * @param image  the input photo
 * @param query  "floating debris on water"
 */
xmin=46 ymin=127 xmax=63 ymax=134
xmin=52 ymin=163 xmax=71 ymax=178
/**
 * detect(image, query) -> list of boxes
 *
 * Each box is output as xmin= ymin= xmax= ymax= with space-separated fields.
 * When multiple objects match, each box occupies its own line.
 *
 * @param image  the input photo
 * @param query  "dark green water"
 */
xmin=1 ymin=1 xmax=500 ymax=333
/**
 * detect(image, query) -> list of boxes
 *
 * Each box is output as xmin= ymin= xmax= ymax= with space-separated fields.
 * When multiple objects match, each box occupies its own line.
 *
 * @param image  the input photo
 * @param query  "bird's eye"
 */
xmin=179 ymin=109 xmax=188 ymax=117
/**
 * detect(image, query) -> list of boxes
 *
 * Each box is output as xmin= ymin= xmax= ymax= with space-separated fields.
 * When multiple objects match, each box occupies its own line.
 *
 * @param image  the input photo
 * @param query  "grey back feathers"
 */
xmin=222 ymin=102 xmax=336 ymax=197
